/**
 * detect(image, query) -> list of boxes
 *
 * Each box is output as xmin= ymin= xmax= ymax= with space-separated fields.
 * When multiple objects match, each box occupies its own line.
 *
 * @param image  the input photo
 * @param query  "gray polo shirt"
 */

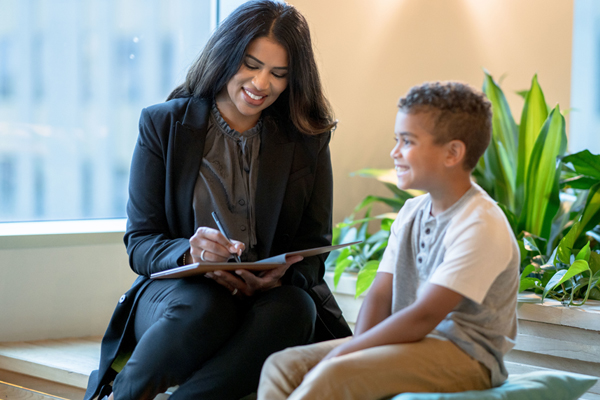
xmin=379 ymin=184 xmax=519 ymax=386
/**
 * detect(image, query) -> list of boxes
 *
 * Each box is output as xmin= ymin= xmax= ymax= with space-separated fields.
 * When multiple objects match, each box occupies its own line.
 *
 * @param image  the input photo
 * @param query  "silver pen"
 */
xmin=211 ymin=211 xmax=242 ymax=263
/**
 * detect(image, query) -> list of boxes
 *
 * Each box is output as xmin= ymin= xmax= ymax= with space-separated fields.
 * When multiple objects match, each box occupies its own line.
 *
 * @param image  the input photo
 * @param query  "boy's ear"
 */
xmin=444 ymin=140 xmax=467 ymax=168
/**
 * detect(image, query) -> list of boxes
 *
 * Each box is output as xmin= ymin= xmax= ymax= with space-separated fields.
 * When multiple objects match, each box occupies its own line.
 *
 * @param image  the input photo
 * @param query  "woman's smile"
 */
xmin=216 ymin=36 xmax=289 ymax=132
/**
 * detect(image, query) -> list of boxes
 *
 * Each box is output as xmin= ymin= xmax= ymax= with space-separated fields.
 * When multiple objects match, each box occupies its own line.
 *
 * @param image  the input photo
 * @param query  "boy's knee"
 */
xmin=263 ymin=347 xmax=298 ymax=373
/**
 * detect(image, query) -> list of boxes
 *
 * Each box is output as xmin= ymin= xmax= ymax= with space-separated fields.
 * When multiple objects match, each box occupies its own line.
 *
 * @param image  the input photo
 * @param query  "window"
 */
xmin=570 ymin=0 xmax=600 ymax=155
xmin=0 ymin=0 xmax=243 ymax=222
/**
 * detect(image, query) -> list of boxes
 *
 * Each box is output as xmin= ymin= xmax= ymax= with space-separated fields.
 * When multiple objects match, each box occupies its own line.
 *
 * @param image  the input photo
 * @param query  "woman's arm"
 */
xmin=124 ymin=108 xmax=189 ymax=276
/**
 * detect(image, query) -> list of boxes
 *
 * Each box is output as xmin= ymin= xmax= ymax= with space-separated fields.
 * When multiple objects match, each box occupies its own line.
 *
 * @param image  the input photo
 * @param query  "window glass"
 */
xmin=571 ymin=0 xmax=600 ymax=155
xmin=0 ymin=0 xmax=242 ymax=222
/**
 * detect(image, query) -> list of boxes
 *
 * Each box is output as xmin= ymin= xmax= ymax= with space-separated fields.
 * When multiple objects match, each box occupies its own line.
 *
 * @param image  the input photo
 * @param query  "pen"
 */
xmin=211 ymin=211 xmax=242 ymax=263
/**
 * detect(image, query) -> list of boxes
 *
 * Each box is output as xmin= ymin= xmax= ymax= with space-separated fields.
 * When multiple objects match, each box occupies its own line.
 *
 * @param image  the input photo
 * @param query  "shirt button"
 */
xmin=425 ymin=228 xmax=431 ymax=235
xmin=239 ymin=199 xmax=246 ymax=206
xmin=417 ymin=257 xmax=423 ymax=263
xmin=421 ymin=242 xmax=425 ymax=248
xmin=240 ymin=225 xmax=247 ymax=232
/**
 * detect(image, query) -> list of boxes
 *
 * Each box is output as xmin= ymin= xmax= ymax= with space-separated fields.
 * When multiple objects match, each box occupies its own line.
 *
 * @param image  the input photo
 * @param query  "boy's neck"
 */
xmin=428 ymin=176 xmax=473 ymax=217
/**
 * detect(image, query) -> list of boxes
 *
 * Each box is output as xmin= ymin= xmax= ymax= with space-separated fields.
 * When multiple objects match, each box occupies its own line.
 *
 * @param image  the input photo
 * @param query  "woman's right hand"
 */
xmin=189 ymin=227 xmax=244 ymax=263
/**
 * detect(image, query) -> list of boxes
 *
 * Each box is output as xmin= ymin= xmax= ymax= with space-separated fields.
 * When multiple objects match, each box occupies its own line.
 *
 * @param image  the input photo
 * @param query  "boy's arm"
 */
xmin=323 ymin=282 xmax=463 ymax=360
xmin=353 ymin=272 xmax=393 ymax=336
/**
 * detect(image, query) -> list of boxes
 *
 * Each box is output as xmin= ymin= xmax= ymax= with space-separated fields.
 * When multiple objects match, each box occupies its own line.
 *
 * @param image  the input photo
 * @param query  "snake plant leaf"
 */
xmin=483 ymin=72 xmax=518 ymax=161
xmin=562 ymin=150 xmax=600 ymax=180
xmin=356 ymin=260 xmax=380 ymax=298
xmin=482 ymin=72 xmax=518 ymax=211
xmin=542 ymin=259 xmax=590 ymax=301
xmin=517 ymin=75 xmax=548 ymax=213
xmin=521 ymin=106 xmax=566 ymax=239
xmin=486 ymin=138 xmax=516 ymax=210
xmin=556 ymin=220 xmax=581 ymax=264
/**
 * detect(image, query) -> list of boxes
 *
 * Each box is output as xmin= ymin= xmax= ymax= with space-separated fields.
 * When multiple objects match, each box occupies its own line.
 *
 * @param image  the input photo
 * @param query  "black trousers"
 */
xmin=112 ymin=277 xmax=316 ymax=400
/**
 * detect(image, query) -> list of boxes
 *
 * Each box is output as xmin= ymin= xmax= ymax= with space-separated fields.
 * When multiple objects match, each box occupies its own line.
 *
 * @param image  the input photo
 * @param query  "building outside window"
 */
xmin=0 ymin=0 xmax=243 ymax=222
xmin=571 ymin=0 xmax=600 ymax=156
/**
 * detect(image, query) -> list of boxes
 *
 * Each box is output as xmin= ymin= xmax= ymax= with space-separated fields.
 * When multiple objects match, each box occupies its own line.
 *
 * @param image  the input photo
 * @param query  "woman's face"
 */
xmin=216 ymin=36 xmax=289 ymax=132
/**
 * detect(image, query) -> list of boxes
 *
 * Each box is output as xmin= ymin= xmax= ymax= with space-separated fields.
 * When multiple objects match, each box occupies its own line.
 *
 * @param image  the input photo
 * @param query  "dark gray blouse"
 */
xmin=192 ymin=103 xmax=261 ymax=261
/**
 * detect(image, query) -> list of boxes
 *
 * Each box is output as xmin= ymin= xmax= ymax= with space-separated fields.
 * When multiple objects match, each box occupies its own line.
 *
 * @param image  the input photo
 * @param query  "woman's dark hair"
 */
xmin=167 ymin=0 xmax=335 ymax=135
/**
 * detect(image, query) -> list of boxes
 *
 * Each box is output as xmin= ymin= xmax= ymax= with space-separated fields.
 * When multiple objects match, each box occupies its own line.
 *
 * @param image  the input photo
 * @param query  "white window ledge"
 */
xmin=0 ymin=219 xmax=127 ymax=250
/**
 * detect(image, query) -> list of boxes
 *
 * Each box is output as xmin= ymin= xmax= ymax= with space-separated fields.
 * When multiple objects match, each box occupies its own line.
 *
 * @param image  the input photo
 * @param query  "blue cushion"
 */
xmin=390 ymin=371 xmax=598 ymax=400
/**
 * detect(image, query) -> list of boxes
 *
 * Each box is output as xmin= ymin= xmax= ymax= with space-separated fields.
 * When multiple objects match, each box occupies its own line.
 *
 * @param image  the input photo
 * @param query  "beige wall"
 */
xmin=289 ymin=0 xmax=573 ymax=223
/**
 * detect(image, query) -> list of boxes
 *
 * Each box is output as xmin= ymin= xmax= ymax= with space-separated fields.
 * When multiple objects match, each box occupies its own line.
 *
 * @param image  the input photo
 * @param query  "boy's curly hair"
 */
xmin=397 ymin=81 xmax=492 ymax=170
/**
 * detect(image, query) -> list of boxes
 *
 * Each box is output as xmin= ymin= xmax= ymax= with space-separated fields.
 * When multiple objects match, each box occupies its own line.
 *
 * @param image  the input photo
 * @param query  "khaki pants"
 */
xmin=257 ymin=337 xmax=491 ymax=400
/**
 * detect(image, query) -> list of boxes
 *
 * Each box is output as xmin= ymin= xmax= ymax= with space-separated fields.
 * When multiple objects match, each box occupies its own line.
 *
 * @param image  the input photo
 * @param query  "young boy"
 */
xmin=256 ymin=81 xmax=519 ymax=400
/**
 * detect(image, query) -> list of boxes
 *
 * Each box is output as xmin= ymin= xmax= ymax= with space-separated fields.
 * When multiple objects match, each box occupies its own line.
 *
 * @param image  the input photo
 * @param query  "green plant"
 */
xmin=328 ymin=71 xmax=600 ymax=304
xmin=478 ymin=72 xmax=600 ymax=304
xmin=325 ymin=169 xmax=414 ymax=297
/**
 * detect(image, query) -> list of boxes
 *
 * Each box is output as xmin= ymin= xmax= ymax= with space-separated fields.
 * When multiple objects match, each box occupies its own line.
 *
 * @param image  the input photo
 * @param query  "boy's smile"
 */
xmin=391 ymin=111 xmax=447 ymax=193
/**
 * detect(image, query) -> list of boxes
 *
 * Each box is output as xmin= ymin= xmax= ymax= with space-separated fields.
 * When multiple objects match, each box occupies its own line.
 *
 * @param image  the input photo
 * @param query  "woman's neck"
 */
xmin=215 ymin=93 xmax=260 ymax=133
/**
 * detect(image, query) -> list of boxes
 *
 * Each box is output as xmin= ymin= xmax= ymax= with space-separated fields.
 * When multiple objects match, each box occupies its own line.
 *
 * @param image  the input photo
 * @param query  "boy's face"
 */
xmin=391 ymin=111 xmax=448 ymax=192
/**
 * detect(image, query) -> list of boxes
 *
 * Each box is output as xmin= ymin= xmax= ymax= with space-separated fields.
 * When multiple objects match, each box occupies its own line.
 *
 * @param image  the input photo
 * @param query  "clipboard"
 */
xmin=150 ymin=241 xmax=361 ymax=279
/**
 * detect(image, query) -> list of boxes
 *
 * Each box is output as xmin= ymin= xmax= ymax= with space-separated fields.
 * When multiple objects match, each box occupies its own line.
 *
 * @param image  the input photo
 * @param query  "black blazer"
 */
xmin=85 ymin=97 xmax=351 ymax=400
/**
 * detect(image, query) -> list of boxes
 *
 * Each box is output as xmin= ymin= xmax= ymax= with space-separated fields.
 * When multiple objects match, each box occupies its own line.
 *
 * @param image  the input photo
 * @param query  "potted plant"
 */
xmin=328 ymin=71 xmax=600 ymax=306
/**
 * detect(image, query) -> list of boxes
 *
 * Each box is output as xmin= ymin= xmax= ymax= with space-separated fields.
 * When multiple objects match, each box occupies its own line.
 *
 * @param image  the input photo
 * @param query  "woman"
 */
xmin=84 ymin=1 xmax=351 ymax=400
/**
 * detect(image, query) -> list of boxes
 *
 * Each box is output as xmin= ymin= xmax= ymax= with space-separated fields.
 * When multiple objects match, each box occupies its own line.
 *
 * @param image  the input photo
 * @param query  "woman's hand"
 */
xmin=189 ymin=226 xmax=244 ymax=263
xmin=206 ymin=255 xmax=303 ymax=296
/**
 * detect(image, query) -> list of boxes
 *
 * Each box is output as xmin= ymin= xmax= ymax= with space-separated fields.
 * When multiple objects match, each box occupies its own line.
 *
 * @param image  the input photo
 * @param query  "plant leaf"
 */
xmin=542 ymin=260 xmax=590 ymax=300
xmin=521 ymin=106 xmax=566 ymax=239
xmin=575 ymin=242 xmax=591 ymax=262
xmin=354 ymin=195 xmax=409 ymax=213
xmin=497 ymin=202 xmax=518 ymax=236
xmin=556 ymin=220 xmax=581 ymax=264
xmin=589 ymin=251 xmax=600 ymax=275
xmin=356 ymin=260 xmax=380 ymax=297
xmin=575 ymin=182 xmax=600 ymax=242
xmin=560 ymin=175 xmax=600 ymax=190
xmin=562 ymin=150 xmax=600 ymax=180
xmin=520 ymin=277 xmax=542 ymax=293
xmin=517 ymin=74 xmax=548 ymax=214
xmin=483 ymin=72 xmax=518 ymax=163
xmin=482 ymin=72 xmax=518 ymax=211
xmin=333 ymin=258 xmax=352 ymax=289
xmin=523 ymin=234 xmax=541 ymax=254
xmin=520 ymin=264 xmax=536 ymax=279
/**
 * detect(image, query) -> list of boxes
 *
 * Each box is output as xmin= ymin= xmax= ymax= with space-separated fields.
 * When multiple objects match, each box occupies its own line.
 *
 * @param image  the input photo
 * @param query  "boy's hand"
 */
xmin=321 ymin=339 xmax=359 ymax=361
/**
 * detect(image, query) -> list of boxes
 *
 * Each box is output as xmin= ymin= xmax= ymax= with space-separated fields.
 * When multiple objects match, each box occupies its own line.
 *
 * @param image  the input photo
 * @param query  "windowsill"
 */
xmin=0 ymin=219 xmax=127 ymax=249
